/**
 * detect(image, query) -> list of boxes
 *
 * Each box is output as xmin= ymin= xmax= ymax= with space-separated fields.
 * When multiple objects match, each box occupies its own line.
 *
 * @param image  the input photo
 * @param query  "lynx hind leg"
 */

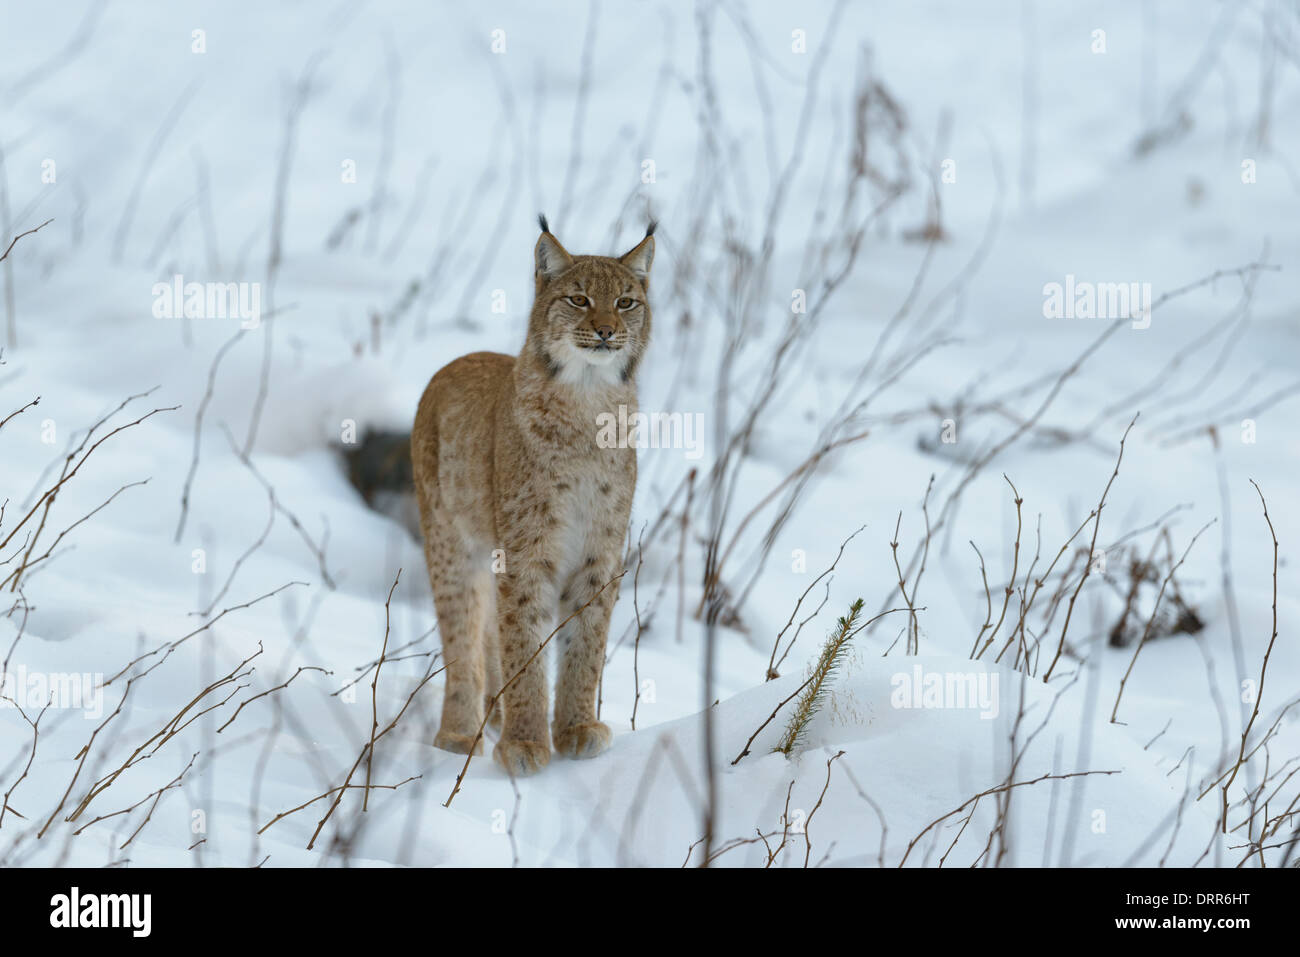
xmin=424 ymin=518 xmax=489 ymax=756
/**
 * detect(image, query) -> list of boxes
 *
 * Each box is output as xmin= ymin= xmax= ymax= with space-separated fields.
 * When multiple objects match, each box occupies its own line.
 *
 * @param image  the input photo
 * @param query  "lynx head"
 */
xmin=529 ymin=214 xmax=655 ymax=387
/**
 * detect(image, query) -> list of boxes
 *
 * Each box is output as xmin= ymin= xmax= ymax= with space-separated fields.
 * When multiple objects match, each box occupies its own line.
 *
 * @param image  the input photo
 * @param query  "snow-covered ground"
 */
xmin=1 ymin=0 xmax=1297 ymax=867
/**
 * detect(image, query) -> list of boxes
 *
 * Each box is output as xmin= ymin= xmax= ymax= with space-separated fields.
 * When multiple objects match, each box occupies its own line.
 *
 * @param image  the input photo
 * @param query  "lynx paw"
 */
xmin=553 ymin=721 xmax=612 ymax=760
xmin=493 ymin=738 xmax=551 ymax=776
xmin=433 ymin=728 xmax=483 ymax=755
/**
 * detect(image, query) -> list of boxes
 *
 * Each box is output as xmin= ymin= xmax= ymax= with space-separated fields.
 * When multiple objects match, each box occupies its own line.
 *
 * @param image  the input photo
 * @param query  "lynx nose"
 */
xmin=595 ymin=324 xmax=615 ymax=341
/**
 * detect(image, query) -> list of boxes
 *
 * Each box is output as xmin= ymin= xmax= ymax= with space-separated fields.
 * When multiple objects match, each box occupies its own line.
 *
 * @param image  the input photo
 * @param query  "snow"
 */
xmin=0 ymin=0 xmax=1297 ymax=867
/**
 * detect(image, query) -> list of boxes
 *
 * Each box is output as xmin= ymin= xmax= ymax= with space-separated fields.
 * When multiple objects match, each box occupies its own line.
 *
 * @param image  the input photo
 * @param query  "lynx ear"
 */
xmin=535 ymin=215 xmax=573 ymax=283
xmin=619 ymin=223 xmax=656 ymax=285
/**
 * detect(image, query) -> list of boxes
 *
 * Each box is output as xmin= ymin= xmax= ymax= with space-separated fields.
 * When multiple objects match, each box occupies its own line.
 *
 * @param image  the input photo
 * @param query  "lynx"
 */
xmin=412 ymin=216 xmax=655 ymax=776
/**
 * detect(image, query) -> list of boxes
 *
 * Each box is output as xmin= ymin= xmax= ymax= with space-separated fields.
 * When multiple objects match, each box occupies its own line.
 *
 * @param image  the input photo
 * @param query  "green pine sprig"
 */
xmin=774 ymin=598 xmax=864 ymax=756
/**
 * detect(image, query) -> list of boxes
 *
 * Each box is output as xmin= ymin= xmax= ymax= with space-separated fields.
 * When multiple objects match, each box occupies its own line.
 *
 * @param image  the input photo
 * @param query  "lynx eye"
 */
xmin=567 ymin=295 xmax=590 ymax=308
xmin=616 ymin=297 xmax=635 ymax=309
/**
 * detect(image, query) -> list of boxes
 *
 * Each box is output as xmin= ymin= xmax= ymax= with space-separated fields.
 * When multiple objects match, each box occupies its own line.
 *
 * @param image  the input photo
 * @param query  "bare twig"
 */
xmin=0 ymin=219 xmax=53 ymax=265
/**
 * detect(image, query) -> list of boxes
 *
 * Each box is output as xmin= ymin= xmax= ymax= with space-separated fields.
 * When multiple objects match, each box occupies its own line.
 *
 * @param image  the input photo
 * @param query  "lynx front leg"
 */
xmin=481 ymin=586 xmax=504 ymax=731
xmin=492 ymin=559 xmax=556 ymax=776
xmin=553 ymin=552 xmax=621 ymax=760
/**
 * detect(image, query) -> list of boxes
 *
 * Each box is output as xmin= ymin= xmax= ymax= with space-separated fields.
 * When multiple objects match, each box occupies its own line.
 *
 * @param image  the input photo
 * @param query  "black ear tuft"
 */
xmin=538 ymin=213 xmax=550 ymax=234
xmin=645 ymin=220 xmax=657 ymax=237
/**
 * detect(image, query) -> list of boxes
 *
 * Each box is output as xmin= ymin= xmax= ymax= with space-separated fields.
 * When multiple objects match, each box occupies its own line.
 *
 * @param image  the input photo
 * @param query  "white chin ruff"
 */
xmin=556 ymin=341 xmax=625 ymax=386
